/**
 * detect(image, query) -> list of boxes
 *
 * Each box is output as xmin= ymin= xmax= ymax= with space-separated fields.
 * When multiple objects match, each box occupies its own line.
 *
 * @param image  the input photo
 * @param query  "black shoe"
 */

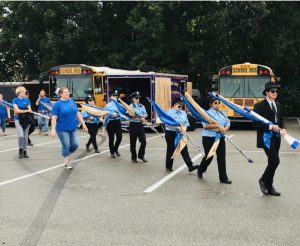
xmin=139 ymin=157 xmax=148 ymax=163
xmin=86 ymin=144 xmax=90 ymax=152
xmin=110 ymin=154 xmax=116 ymax=158
xmin=166 ymin=168 xmax=173 ymax=172
xmin=197 ymin=171 xmax=203 ymax=179
xmin=115 ymin=151 xmax=120 ymax=157
xmin=220 ymin=179 xmax=232 ymax=184
xmin=259 ymin=178 xmax=268 ymax=195
xmin=23 ymin=151 xmax=29 ymax=158
xmin=28 ymin=142 xmax=34 ymax=146
xmin=19 ymin=149 xmax=23 ymax=159
xmin=188 ymin=165 xmax=199 ymax=172
xmin=132 ymin=159 xmax=138 ymax=163
xmin=95 ymin=149 xmax=100 ymax=153
xmin=268 ymin=187 xmax=281 ymax=196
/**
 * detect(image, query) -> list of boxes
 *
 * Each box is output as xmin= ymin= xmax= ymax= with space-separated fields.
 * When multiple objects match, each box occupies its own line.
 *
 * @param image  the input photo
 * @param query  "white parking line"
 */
xmin=0 ymin=135 xmax=161 ymax=187
xmin=143 ymin=152 xmax=204 ymax=194
xmin=0 ymin=134 xmax=89 ymax=153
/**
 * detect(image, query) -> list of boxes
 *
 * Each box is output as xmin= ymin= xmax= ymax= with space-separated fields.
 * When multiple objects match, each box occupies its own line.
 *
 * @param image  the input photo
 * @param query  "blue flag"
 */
xmin=180 ymin=94 xmax=208 ymax=123
xmin=147 ymin=97 xmax=179 ymax=127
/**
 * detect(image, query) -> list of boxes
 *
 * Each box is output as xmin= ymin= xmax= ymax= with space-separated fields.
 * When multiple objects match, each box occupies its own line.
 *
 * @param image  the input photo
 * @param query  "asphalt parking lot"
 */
xmin=0 ymin=119 xmax=300 ymax=246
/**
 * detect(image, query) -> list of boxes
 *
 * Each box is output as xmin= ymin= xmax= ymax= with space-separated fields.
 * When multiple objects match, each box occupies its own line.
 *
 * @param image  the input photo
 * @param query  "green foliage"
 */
xmin=0 ymin=1 xmax=300 ymax=115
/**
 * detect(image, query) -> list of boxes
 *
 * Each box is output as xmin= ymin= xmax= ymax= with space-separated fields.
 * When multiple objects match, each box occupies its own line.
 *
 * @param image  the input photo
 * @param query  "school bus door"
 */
xmin=93 ymin=74 xmax=105 ymax=108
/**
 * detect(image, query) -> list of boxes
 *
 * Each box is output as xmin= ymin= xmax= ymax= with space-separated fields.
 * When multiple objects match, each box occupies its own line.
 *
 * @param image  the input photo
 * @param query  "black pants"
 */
xmin=165 ymin=130 xmax=193 ymax=169
xmin=262 ymin=135 xmax=281 ymax=189
xmin=129 ymin=122 xmax=146 ymax=160
xmin=86 ymin=123 xmax=99 ymax=150
xmin=106 ymin=120 xmax=122 ymax=155
xmin=28 ymin=123 xmax=35 ymax=144
xmin=198 ymin=136 xmax=228 ymax=181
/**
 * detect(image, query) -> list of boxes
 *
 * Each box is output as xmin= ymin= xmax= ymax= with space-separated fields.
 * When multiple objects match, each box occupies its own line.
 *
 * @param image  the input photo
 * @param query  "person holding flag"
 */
xmin=165 ymin=98 xmax=199 ymax=172
xmin=128 ymin=91 xmax=148 ymax=163
xmin=254 ymin=82 xmax=286 ymax=196
xmin=35 ymin=89 xmax=51 ymax=135
xmin=103 ymin=90 xmax=123 ymax=158
xmin=83 ymin=97 xmax=100 ymax=153
xmin=197 ymin=96 xmax=232 ymax=184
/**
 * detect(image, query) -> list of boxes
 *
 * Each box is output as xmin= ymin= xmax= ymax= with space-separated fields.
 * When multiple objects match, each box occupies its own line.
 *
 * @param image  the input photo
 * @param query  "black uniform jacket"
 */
xmin=253 ymin=99 xmax=285 ymax=148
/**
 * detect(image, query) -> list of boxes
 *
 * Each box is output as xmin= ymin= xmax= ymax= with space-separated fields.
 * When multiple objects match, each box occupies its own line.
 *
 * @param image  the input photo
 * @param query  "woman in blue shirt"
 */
xmin=197 ymin=97 xmax=232 ymax=184
xmin=165 ymin=99 xmax=199 ymax=172
xmin=0 ymin=93 xmax=11 ymax=136
xmin=83 ymin=97 xmax=100 ymax=153
xmin=51 ymin=87 xmax=88 ymax=169
xmin=12 ymin=86 xmax=32 ymax=158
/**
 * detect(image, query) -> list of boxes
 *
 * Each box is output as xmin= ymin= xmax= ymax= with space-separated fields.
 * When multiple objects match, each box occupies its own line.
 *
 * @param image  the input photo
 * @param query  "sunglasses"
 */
xmin=269 ymin=89 xmax=278 ymax=94
xmin=213 ymin=101 xmax=220 ymax=105
xmin=134 ymin=97 xmax=140 ymax=100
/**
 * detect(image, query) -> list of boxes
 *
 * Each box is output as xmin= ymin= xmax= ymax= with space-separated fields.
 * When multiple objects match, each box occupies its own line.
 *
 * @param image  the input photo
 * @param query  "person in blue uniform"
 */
xmin=197 ymin=97 xmax=232 ymax=184
xmin=103 ymin=90 xmax=122 ymax=158
xmin=165 ymin=99 xmax=199 ymax=172
xmin=84 ymin=97 xmax=100 ymax=153
xmin=0 ymin=93 xmax=11 ymax=136
xmin=51 ymin=87 xmax=88 ymax=169
xmin=129 ymin=91 xmax=148 ymax=163
xmin=12 ymin=86 xmax=33 ymax=158
xmin=35 ymin=89 xmax=51 ymax=135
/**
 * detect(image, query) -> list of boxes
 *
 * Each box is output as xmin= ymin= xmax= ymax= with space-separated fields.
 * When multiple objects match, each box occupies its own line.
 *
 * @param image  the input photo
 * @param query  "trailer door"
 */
xmin=155 ymin=77 xmax=171 ymax=124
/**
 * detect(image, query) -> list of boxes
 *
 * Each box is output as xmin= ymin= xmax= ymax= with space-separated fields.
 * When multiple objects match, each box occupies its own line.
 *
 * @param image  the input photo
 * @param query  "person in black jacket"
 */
xmin=253 ymin=82 xmax=287 ymax=196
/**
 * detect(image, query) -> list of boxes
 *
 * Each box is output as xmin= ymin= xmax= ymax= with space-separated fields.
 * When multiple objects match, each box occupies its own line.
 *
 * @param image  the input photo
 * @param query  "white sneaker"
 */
xmin=64 ymin=158 xmax=72 ymax=169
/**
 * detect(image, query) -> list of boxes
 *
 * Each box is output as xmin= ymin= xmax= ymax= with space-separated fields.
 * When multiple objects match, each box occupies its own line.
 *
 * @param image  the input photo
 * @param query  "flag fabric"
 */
xmin=147 ymin=97 xmax=190 ymax=158
xmin=39 ymin=101 xmax=53 ymax=111
xmin=181 ymin=92 xmax=220 ymax=159
xmin=0 ymin=100 xmax=13 ymax=109
xmin=111 ymin=99 xmax=129 ymax=116
xmin=209 ymin=92 xmax=299 ymax=149
xmin=147 ymin=97 xmax=179 ymax=127
xmin=117 ymin=98 xmax=138 ymax=117
xmin=208 ymin=92 xmax=275 ymax=149
xmin=80 ymin=104 xmax=109 ymax=117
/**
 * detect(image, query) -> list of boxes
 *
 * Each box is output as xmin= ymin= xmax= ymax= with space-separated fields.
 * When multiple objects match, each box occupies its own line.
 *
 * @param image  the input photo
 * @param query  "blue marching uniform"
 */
xmin=165 ymin=109 xmax=194 ymax=171
xmin=104 ymin=100 xmax=122 ymax=157
xmin=198 ymin=107 xmax=231 ymax=182
xmin=129 ymin=102 xmax=148 ymax=162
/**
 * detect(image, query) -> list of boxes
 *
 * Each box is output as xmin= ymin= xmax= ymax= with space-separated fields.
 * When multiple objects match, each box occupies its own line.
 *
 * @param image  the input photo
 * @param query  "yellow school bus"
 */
xmin=211 ymin=63 xmax=280 ymax=121
xmin=48 ymin=64 xmax=192 ymax=125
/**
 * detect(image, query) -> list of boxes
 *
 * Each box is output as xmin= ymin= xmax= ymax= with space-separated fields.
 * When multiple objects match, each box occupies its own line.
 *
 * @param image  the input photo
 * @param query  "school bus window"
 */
xmin=94 ymin=76 xmax=102 ymax=94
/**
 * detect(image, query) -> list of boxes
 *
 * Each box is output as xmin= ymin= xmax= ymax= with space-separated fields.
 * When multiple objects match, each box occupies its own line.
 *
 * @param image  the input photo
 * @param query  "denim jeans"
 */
xmin=57 ymin=130 xmax=79 ymax=157
xmin=15 ymin=119 xmax=30 ymax=150
xmin=0 ymin=116 xmax=7 ymax=133
xmin=37 ymin=113 xmax=50 ymax=133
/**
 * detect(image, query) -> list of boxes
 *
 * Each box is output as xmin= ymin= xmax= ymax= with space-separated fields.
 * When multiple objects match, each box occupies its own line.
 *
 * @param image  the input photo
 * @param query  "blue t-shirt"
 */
xmin=12 ymin=97 xmax=31 ymax=120
xmin=38 ymin=97 xmax=52 ymax=111
xmin=0 ymin=101 xmax=8 ymax=117
xmin=52 ymin=99 xmax=78 ymax=131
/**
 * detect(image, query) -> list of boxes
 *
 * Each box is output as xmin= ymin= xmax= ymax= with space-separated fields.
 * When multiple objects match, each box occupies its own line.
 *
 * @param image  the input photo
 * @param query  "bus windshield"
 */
xmin=50 ymin=75 xmax=93 ymax=99
xmin=220 ymin=77 xmax=270 ymax=98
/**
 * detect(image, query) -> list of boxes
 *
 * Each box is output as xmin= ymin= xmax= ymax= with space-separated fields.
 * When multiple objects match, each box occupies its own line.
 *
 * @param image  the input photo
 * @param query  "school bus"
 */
xmin=48 ymin=64 xmax=193 ymax=126
xmin=211 ymin=63 xmax=280 ymax=121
